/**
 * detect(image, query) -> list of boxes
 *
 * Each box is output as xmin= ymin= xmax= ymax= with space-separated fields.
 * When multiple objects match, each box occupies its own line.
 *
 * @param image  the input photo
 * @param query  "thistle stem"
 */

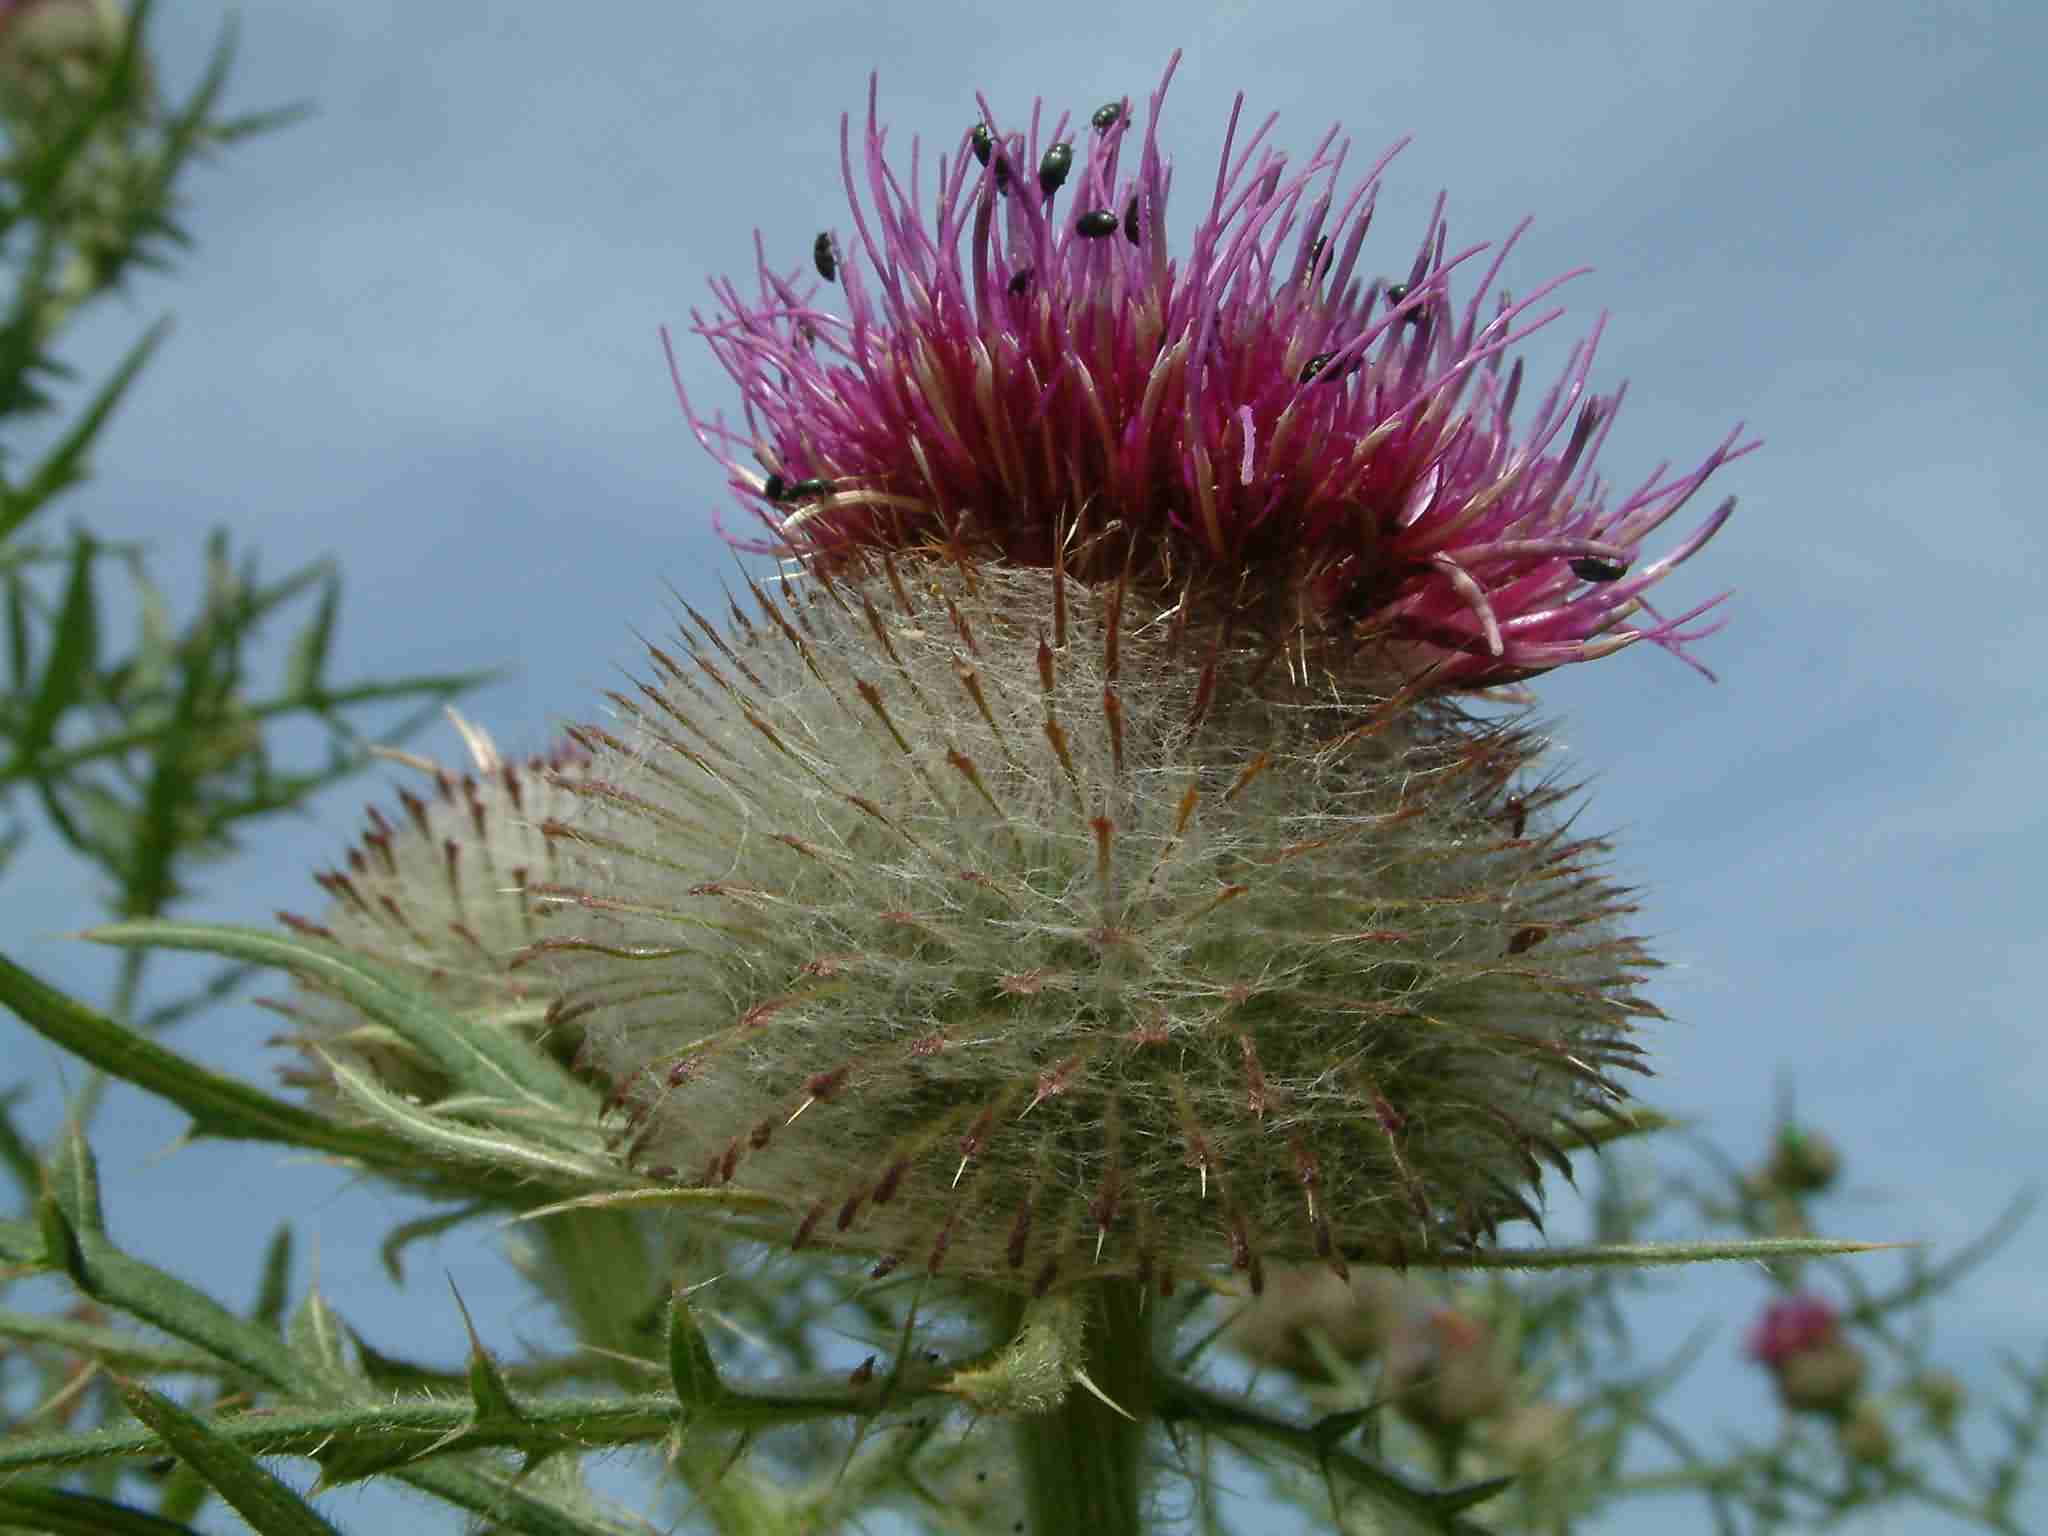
xmin=1014 ymin=1279 xmax=1153 ymax=1536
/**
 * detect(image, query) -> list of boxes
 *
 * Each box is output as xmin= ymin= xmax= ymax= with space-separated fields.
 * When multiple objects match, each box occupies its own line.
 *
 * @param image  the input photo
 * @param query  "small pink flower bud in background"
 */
xmin=1381 ymin=1303 xmax=1512 ymax=1431
xmin=1747 ymin=1293 xmax=1866 ymax=1416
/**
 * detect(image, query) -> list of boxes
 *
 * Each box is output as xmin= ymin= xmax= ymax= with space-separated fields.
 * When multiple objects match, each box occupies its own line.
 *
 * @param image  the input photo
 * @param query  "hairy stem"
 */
xmin=1015 ymin=1279 xmax=1153 ymax=1536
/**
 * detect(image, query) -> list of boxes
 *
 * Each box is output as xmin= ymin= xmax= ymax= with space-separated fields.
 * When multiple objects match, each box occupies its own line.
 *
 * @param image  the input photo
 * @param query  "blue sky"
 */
xmin=5 ymin=1 xmax=2044 ymax=1530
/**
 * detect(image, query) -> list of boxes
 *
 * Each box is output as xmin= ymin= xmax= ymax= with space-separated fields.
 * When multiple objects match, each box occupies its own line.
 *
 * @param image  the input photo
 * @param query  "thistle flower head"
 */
xmin=676 ymin=54 xmax=1753 ymax=685
xmin=538 ymin=563 xmax=1657 ymax=1294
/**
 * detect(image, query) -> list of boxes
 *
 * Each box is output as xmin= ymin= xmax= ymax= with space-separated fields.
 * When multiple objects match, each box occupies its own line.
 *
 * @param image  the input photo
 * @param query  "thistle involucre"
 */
xmin=540 ymin=562 xmax=1655 ymax=1293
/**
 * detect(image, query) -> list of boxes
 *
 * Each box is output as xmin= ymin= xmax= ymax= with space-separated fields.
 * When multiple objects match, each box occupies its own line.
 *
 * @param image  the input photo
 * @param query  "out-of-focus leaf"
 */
xmin=1416 ymin=1237 xmax=1909 ymax=1271
xmin=667 ymin=1291 xmax=727 ymax=1411
xmin=117 ymin=1381 xmax=344 ymax=1536
xmin=0 ymin=1484 xmax=204 ymax=1535
xmin=378 ymin=1202 xmax=484 ymax=1284
xmin=0 ymin=1306 xmax=219 ymax=1374
xmin=12 ymin=531 xmax=101 ymax=765
xmin=6 ymin=565 xmax=31 ymax=689
xmin=0 ymin=1082 xmax=40 ymax=1198
xmin=0 ymin=323 xmax=169 ymax=542
xmin=284 ymin=1288 xmax=354 ymax=1390
xmin=282 ymin=571 xmax=338 ymax=700
xmin=252 ymin=1224 xmax=293 ymax=1331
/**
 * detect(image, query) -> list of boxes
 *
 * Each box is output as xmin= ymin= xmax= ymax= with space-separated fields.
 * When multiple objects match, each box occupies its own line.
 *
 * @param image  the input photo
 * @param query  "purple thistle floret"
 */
xmin=668 ymin=52 xmax=1754 ymax=687
xmin=1747 ymin=1294 xmax=1841 ymax=1367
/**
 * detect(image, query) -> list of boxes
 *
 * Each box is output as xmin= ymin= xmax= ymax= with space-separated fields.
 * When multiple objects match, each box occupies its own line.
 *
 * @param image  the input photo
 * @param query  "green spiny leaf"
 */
xmin=1557 ymin=1105 xmax=1683 ymax=1151
xmin=320 ymin=1053 xmax=616 ymax=1191
xmin=378 ymin=1202 xmax=484 ymax=1284
xmin=14 ymin=530 xmax=100 ymax=765
xmin=116 ymin=1380 xmax=343 ymax=1536
xmin=84 ymin=920 xmax=583 ymax=1107
xmin=0 ymin=1083 xmax=41 ymax=1197
xmin=282 ymin=569 xmax=339 ymax=700
xmin=0 ymin=1306 xmax=219 ymax=1375
xmin=0 ymin=1201 xmax=309 ymax=1393
xmin=0 ymin=322 xmax=168 ymax=543
xmin=0 ymin=950 xmax=439 ymax=1178
xmin=667 ymin=1291 xmax=726 ymax=1411
xmin=1407 ymin=1236 xmax=1909 ymax=1271
xmin=448 ymin=1279 xmax=524 ymax=1427
xmin=285 ymin=1288 xmax=352 ymax=1388
xmin=38 ymin=1191 xmax=89 ymax=1289
xmin=252 ymin=1224 xmax=293 ymax=1331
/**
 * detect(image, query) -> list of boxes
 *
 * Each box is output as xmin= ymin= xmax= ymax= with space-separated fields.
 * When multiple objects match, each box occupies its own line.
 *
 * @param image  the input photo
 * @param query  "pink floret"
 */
xmin=1747 ymin=1294 xmax=1841 ymax=1367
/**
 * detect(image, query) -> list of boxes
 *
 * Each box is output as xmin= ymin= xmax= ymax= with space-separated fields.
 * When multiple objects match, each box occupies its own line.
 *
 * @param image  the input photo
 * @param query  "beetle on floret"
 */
xmin=1570 ymin=555 xmax=1630 ymax=583
xmin=1038 ymin=142 xmax=1073 ymax=199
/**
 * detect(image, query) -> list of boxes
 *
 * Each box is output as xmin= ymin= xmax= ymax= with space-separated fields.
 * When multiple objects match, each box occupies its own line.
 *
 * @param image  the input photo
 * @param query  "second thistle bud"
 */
xmin=273 ymin=718 xmax=595 ymax=1108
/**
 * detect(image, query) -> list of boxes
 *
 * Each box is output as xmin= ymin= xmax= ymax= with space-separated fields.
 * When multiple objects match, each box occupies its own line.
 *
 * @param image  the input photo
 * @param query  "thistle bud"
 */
xmin=1836 ymin=1398 xmax=1894 ymax=1466
xmin=1380 ymin=1305 xmax=1511 ymax=1430
xmin=1225 ymin=1266 xmax=1402 ymax=1377
xmin=1765 ymin=1124 xmax=1842 ymax=1194
xmin=1910 ymin=1369 xmax=1967 ymax=1434
xmin=1486 ymin=1400 xmax=1577 ymax=1472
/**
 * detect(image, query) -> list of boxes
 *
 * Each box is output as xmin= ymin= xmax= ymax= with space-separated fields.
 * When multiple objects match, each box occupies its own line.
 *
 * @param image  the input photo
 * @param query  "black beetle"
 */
xmin=1123 ymin=197 xmax=1141 ymax=244
xmin=1007 ymin=268 xmax=1033 ymax=296
xmin=1039 ymin=142 xmax=1073 ymax=198
xmin=1569 ymin=555 xmax=1629 ymax=583
xmin=1384 ymin=281 xmax=1410 ymax=306
xmin=762 ymin=474 xmax=790 ymax=503
xmin=1091 ymin=101 xmax=1122 ymax=132
xmin=787 ymin=477 xmax=835 ymax=501
xmin=813 ymin=231 xmax=838 ymax=283
xmin=1076 ymin=209 xmax=1119 ymax=239
xmin=970 ymin=122 xmax=993 ymax=166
